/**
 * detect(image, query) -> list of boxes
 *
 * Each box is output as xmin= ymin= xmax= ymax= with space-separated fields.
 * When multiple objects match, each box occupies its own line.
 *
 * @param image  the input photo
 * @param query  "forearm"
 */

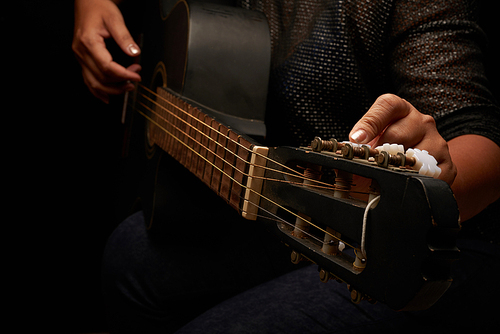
xmin=448 ymin=134 xmax=500 ymax=222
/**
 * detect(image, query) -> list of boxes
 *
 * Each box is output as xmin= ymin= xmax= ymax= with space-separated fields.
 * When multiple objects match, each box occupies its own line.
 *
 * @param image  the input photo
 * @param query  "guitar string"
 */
xmin=138 ymin=85 xmax=333 ymax=189
xmin=132 ymin=102 xmax=355 ymax=249
xmin=135 ymin=86 xmax=366 ymax=203
xmin=237 ymin=198 xmax=331 ymax=246
xmin=134 ymin=87 xmax=366 ymax=251
xmin=138 ymin=89 xmax=352 ymax=194
xmin=138 ymin=85 xmax=370 ymax=195
xmin=135 ymin=102 xmax=357 ymax=250
xmin=131 ymin=85 xmax=363 ymax=251
xmin=136 ymin=98 xmax=342 ymax=195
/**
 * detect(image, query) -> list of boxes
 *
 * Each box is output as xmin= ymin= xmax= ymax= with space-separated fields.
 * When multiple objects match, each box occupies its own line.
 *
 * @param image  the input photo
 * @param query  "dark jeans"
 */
xmin=102 ymin=206 xmax=301 ymax=333
xmin=103 ymin=209 xmax=500 ymax=333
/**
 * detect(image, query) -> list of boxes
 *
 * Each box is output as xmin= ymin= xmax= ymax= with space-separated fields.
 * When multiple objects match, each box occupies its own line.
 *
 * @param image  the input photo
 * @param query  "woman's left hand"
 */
xmin=349 ymin=94 xmax=457 ymax=186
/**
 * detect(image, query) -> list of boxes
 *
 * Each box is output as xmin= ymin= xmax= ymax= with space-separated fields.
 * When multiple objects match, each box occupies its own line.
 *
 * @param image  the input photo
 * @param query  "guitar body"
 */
xmin=129 ymin=0 xmax=271 ymax=229
xmin=139 ymin=0 xmax=270 ymax=137
xmin=127 ymin=0 xmax=460 ymax=311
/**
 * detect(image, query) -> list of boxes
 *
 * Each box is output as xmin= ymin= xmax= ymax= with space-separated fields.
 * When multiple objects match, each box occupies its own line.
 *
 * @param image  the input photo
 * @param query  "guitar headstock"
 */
xmin=257 ymin=137 xmax=460 ymax=311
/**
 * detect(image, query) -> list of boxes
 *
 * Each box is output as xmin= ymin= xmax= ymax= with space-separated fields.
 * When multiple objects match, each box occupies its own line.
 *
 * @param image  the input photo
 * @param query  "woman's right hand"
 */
xmin=72 ymin=0 xmax=142 ymax=103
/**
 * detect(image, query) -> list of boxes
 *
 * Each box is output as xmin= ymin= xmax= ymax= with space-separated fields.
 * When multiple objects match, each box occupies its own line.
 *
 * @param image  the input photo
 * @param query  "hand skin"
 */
xmin=72 ymin=0 xmax=142 ymax=103
xmin=350 ymin=94 xmax=500 ymax=222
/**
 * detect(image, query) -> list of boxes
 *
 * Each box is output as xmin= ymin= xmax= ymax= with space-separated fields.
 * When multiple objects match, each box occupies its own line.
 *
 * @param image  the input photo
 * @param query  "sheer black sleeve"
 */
xmin=389 ymin=0 xmax=500 ymax=146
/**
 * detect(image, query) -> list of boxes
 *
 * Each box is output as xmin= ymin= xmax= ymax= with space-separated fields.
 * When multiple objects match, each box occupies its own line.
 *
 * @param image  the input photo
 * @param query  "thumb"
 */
xmin=349 ymin=94 xmax=411 ymax=144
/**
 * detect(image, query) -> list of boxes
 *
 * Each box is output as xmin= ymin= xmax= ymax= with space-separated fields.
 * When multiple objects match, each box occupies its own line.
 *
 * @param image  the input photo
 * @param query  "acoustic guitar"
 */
xmin=124 ymin=0 xmax=460 ymax=311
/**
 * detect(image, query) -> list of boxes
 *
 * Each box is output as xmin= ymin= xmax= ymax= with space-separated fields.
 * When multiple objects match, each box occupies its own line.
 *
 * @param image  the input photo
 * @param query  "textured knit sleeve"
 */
xmin=389 ymin=0 xmax=500 ymax=146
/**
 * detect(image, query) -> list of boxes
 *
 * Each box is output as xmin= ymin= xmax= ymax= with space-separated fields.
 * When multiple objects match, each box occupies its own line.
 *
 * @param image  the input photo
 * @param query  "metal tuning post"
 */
xmin=293 ymin=164 xmax=322 ymax=239
xmin=311 ymin=137 xmax=345 ymax=154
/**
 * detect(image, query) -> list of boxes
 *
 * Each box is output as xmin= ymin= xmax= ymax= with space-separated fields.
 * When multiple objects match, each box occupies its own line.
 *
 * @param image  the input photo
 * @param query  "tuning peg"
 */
xmin=406 ymin=148 xmax=442 ymax=178
xmin=290 ymin=250 xmax=304 ymax=264
xmin=311 ymin=137 xmax=339 ymax=152
xmin=341 ymin=142 xmax=378 ymax=160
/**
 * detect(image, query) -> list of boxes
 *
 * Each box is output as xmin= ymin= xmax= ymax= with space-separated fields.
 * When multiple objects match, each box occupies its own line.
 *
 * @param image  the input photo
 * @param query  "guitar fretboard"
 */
xmin=146 ymin=87 xmax=258 ymax=214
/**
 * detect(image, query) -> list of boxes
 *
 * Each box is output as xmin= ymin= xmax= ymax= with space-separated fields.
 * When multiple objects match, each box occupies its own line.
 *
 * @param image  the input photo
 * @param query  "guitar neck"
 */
xmin=142 ymin=86 xmax=266 ymax=218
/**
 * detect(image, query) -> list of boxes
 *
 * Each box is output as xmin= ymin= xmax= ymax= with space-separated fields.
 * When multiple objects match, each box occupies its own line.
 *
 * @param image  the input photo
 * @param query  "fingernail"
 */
xmin=128 ymin=44 xmax=140 ymax=55
xmin=351 ymin=129 xmax=367 ymax=143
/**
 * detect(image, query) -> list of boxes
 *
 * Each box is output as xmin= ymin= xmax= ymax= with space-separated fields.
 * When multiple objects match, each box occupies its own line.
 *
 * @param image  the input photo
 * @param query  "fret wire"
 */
xmin=140 ymin=85 xmax=307 ymax=178
xmin=143 ymin=89 xmax=369 ymax=196
xmin=138 ymin=85 xmax=340 ymax=191
xmin=132 ymin=88 xmax=361 ymax=248
xmin=134 ymin=102 xmax=352 ymax=247
xmin=137 ymin=94 xmax=245 ymax=172
xmin=139 ymin=91 xmax=343 ymax=194
xmin=141 ymin=85 xmax=246 ymax=152
xmin=138 ymin=87 xmax=369 ymax=196
xmin=139 ymin=98 xmax=346 ymax=193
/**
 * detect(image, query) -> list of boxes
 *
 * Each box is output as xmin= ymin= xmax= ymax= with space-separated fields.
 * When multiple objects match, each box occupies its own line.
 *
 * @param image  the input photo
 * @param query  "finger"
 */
xmin=374 ymin=111 xmax=435 ymax=149
xmin=75 ymin=26 xmax=141 ymax=84
xmin=104 ymin=11 xmax=141 ymax=58
xmin=101 ymin=61 xmax=142 ymax=83
xmin=82 ymin=66 xmax=136 ymax=104
xmin=349 ymin=94 xmax=412 ymax=144
xmin=88 ymin=80 xmax=136 ymax=104
xmin=127 ymin=63 xmax=142 ymax=74
xmin=82 ymin=68 xmax=110 ymax=104
xmin=79 ymin=45 xmax=141 ymax=85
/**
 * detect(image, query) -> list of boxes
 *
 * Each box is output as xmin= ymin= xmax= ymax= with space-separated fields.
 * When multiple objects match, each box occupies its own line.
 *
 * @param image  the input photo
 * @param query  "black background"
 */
xmin=8 ymin=1 xmax=499 ymax=332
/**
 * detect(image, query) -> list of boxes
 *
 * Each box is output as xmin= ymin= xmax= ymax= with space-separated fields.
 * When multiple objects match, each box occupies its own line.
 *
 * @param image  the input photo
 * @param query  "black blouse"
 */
xmin=237 ymin=0 xmax=500 ymax=149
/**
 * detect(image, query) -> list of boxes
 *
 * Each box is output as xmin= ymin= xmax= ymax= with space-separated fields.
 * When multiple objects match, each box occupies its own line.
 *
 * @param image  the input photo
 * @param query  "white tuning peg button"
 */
xmin=406 ymin=148 xmax=441 ymax=178
xmin=375 ymin=143 xmax=404 ymax=156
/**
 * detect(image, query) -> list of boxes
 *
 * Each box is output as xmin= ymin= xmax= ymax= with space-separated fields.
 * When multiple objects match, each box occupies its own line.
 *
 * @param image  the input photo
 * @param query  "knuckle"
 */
xmin=118 ymin=32 xmax=134 ymax=44
xmin=100 ymin=63 xmax=113 ymax=75
xmin=73 ymin=32 xmax=96 ymax=54
xmin=376 ymin=93 xmax=398 ymax=102
xmin=421 ymin=114 xmax=436 ymax=125
xmin=372 ymin=94 xmax=408 ymax=119
xmin=72 ymin=33 xmax=86 ymax=54
xmin=362 ymin=113 xmax=385 ymax=133
xmin=437 ymin=137 xmax=449 ymax=153
xmin=361 ymin=94 xmax=403 ymax=134
xmin=71 ymin=39 xmax=79 ymax=53
xmin=99 ymin=62 xmax=117 ymax=79
xmin=87 ymin=80 xmax=102 ymax=92
xmin=387 ymin=131 xmax=406 ymax=144
xmin=375 ymin=93 xmax=401 ymax=110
